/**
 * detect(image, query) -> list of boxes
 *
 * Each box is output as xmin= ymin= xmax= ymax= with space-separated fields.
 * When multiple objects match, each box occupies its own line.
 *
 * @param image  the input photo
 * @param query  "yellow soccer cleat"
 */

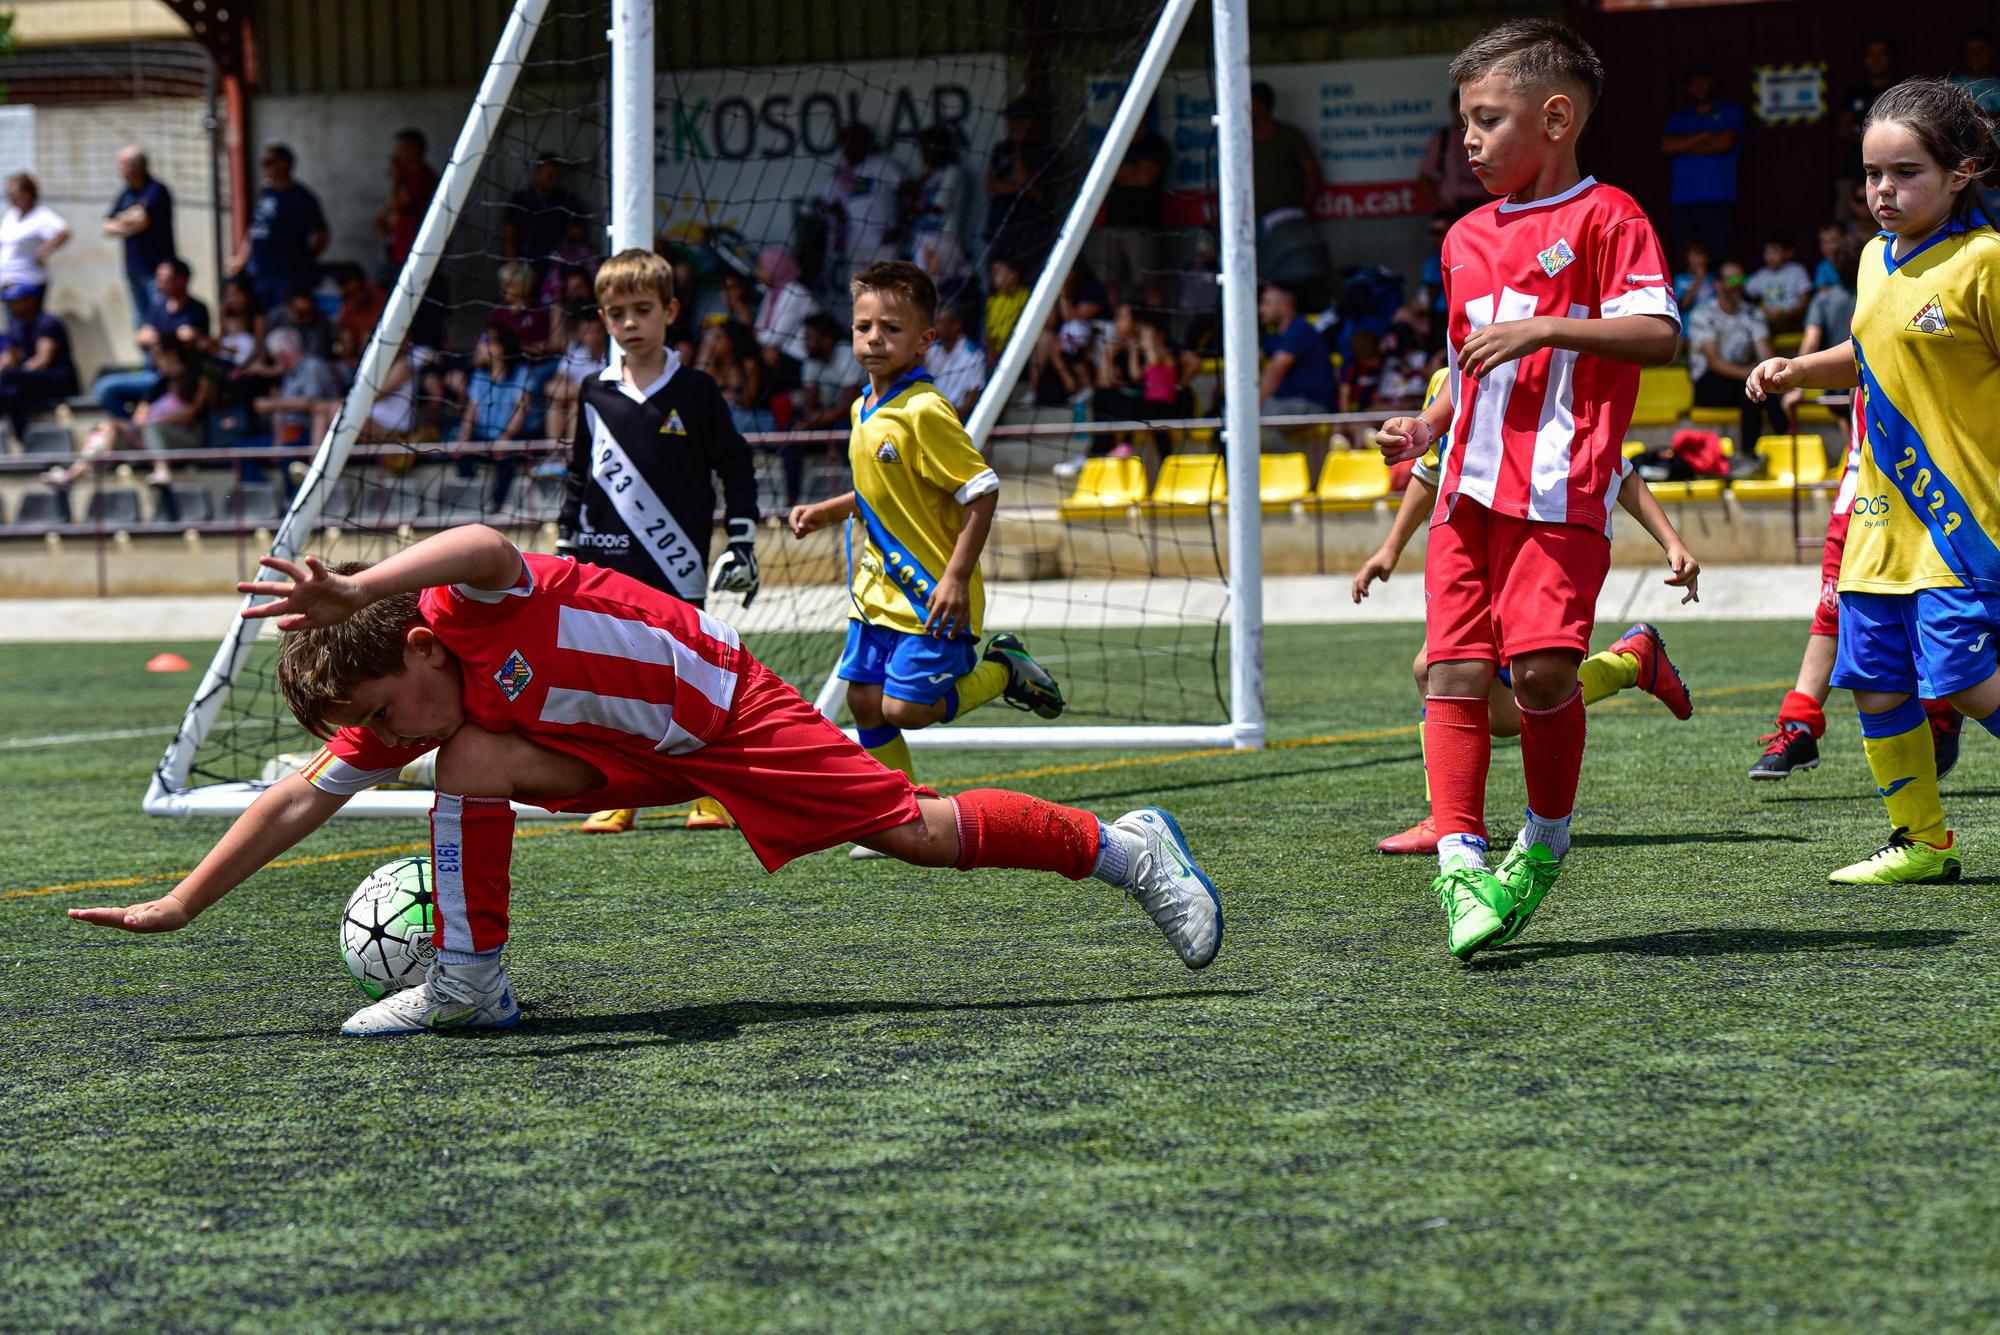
xmin=580 ymin=808 xmax=637 ymax=835
xmin=1828 ymin=828 xmax=1962 ymax=885
xmin=685 ymin=796 xmax=735 ymax=830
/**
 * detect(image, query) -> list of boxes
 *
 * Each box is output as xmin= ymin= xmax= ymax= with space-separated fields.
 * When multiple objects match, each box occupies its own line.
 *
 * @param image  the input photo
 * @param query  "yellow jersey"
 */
xmin=846 ymin=368 xmax=1000 ymax=636
xmin=1840 ymin=220 xmax=2000 ymax=595
xmin=1410 ymin=366 xmax=1451 ymax=486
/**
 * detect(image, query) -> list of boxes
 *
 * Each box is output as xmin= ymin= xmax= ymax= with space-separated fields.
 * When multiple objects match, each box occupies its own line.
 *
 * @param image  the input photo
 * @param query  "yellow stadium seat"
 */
xmin=1734 ymin=434 xmax=1829 ymax=502
xmin=1796 ymin=401 xmax=1839 ymax=425
xmin=1259 ymin=452 xmax=1311 ymax=512
xmin=1773 ymin=330 xmax=1804 ymax=355
xmin=1649 ymin=478 xmax=1726 ymax=502
xmin=1621 ymin=439 xmax=1645 ymax=459
xmin=1057 ymin=456 xmax=1147 ymax=520
xmin=1310 ymin=449 xmax=1390 ymax=512
xmin=1687 ymin=405 xmax=1738 ymax=427
xmin=1146 ymin=453 xmax=1227 ymax=513
xmin=1630 ymin=366 xmax=1694 ymax=427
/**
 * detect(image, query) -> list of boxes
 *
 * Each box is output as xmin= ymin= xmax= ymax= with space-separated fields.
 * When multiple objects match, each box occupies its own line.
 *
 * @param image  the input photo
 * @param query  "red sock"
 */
xmin=951 ymin=788 xmax=1101 ymax=880
xmin=1517 ymin=687 xmax=1587 ymax=822
xmin=1778 ymin=689 xmax=1827 ymax=738
xmin=1923 ymin=697 xmax=1960 ymax=723
xmin=431 ymin=794 xmax=514 ymax=954
xmin=1424 ymin=695 xmax=1491 ymax=840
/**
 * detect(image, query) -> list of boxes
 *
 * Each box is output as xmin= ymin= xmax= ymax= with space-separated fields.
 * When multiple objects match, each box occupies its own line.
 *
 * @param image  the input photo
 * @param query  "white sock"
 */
xmin=1091 ymin=821 xmax=1141 ymax=887
xmin=1437 ymin=833 xmax=1488 ymax=872
xmin=437 ymin=946 xmax=506 ymax=989
xmin=1519 ymin=807 xmax=1572 ymax=860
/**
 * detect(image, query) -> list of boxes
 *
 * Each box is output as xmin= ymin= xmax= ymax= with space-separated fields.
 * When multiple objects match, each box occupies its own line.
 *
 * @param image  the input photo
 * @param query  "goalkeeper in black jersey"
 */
xmin=556 ymin=248 xmax=760 ymax=834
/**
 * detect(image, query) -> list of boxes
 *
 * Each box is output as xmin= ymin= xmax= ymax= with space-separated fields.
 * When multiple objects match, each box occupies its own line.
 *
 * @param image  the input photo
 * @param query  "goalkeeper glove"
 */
xmin=707 ymin=517 xmax=760 ymax=608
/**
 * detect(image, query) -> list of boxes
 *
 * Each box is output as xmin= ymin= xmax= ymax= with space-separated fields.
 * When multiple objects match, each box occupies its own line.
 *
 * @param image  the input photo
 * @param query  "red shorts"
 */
xmin=1425 ymin=498 xmax=1610 ymax=663
xmin=531 ymin=659 xmax=930 ymax=871
xmin=1812 ymin=510 xmax=1851 ymax=638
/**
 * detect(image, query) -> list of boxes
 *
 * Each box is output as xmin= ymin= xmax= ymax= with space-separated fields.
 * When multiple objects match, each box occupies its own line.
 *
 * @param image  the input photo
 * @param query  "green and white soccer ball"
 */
xmin=340 ymin=856 xmax=437 ymax=999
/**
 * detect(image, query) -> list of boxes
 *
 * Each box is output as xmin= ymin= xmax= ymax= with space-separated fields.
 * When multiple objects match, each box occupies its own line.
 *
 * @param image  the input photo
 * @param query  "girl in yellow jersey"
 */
xmin=1749 ymin=78 xmax=2000 ymax=884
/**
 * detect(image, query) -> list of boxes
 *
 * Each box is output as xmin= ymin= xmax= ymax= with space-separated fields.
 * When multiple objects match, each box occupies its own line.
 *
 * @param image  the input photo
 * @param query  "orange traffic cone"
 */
xmin=146 ymin=652 xmax=191 ymax=673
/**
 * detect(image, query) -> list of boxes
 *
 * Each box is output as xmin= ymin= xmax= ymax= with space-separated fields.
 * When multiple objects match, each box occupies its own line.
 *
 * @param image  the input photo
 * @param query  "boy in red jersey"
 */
xmin=1376 ymin=20 xmax=1681 ymax=960
xmin=68 ymin=526 xmax=1224 ymax=1034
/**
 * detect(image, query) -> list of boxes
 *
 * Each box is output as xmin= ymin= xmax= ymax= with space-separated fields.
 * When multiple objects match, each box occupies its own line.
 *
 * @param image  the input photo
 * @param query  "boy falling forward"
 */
xmin=1377 ymin=21 xmax=1682 ymax=959
xmin=555 ymin=249 xmax=759 ymax=836
xmin=790 ymin=262 xmax=1063 ymax=859
xmin=68 ymin=526 xmax=1223 ymax=1033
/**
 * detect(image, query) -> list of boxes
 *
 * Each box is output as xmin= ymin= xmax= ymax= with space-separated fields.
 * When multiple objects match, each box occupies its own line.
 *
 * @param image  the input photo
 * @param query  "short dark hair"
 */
xmin=1250 ymin=81 xmax=1275 ymax=111
xmin=395 ymin=127 xmax=426 ymax=152
xmin=803 ymin=311 xmax=843 ymax=341
xmin=157 ymin=256 xmax=191 ymax=281
xmin=1765 ymin=228 xmax=1797 ymax=250
xmin=1448 ymin=19 xmax=1605 ymax=114
xmin=286 ymin=277 xmax=318 ymax=303
xmin=263 ymin=143 xmax=295 ymax=168
xmin=851 ymin=260 xmax=938 ymax=324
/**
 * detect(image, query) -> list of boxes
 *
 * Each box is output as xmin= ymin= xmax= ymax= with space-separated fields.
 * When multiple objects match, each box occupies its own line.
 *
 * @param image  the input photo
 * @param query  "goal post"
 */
xmin=145 ymin=0 xmax=1265 ymax=818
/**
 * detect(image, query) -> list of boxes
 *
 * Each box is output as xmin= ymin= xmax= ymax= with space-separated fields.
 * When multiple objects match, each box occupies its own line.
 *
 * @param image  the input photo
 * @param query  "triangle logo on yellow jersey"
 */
xmin=1906 ymin=296 xmax=1953 ymax=338
xmin=660 ymin=409 xmax=688 ymax=434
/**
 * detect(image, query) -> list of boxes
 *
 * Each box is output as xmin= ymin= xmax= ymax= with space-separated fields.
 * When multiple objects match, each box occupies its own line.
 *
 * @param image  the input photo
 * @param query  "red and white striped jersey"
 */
xmin=305 ymin=552 xmax=745 ymax=795
xmin=1439 ymin=177 xmax=1677 ymax=531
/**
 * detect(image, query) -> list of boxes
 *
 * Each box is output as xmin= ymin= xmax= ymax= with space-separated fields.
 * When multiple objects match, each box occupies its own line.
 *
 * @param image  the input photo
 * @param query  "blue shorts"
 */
xmin=1831 ymin=587 xmax=2000 ymax=699
xmin=838 ymin=621 xmax=978 ymax=705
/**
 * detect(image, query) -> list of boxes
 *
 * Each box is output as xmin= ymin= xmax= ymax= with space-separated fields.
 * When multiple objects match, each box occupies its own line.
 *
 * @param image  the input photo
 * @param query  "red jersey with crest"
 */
xmin=303 ymin=552 xmax=745 ymax=794
xmin=1439 ymin=176 xmax=1677 ymax=531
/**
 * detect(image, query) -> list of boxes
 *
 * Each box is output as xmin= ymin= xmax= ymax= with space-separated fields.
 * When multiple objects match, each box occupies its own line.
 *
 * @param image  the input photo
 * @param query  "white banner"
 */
xmin=654 ymin=56 xmax=1009 ymax=252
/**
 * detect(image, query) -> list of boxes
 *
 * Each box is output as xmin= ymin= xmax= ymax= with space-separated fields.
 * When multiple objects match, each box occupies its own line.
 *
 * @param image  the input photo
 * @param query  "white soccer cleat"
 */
xmin=849 ymin=843 xmax=889 ymax=860
xmin=1111 ymin=806 xmax=1223 ymax=970
xmin=340 ymin=957 xmax=521 ymax=1036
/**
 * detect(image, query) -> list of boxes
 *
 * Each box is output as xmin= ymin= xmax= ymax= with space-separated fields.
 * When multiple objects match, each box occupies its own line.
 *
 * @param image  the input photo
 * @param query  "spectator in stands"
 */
xmin=1249 ymin=82 xmax=1322 ymax=228
xmin=1954 ymin=30 xmax=2000 ymax=222
xmin=1398 ymin=211 xmax=1453 ymax=358
xmin=1674 ymin=239 xmax=1720 ymax=317
xmin=778 ymin=311 xmax=868 ymax=510
xmin=818 ymin=124 xmax=906 ymax=286
xmin=696 ymin=322 xmax=772 ymax=437
xmin=720 ymin=268 xmax=756 ymax=328
xmin=102 ymin=146 xmax=175 ymax=328
xmin=753 ymin=244 xmax=815 ymax=391
xmin=267 ymin=280 xmax=338 ymax=364
xmin=985 ymin=98 xmax=1056 ymax=272
xmin=1417 ymin=91 xmax=1487 ymax=218
xmin=924 ymin=300 xmax=985 ymax=424
xmin=984 ymin=255 xmax=1029 ymax=367
xmin=357 ymin=335 xmax=441 ymax=446
xmin=1027 ymin=311 xmax=1087 ymax=410
xmin=1688 ymin=260 xmax=1783 ymax=450
xmin=216 ymin=275 xmax=265 ymax=377
xmin=0 ymin=174 xmax=69 ymax=304
xmin=1086 ymin=99 xmax=1172 ymax=308
xmin=1061 ymin=303 xmax=1147 ymax=477
xmin=1745 ymin=229 xmax=1811 ymax=333
xmin=94 ymin=256 xmax=211 ymax=420
xmin=255 ymin=324 xmax=343 ymax=453
xmin=1782 ymin=234 xmax=1862 ymax=427
xmin=49 ymin=339 xmax=212 ymax=506
xmin=230 ymin=145 xmax=330 ymax=314
xmin=373 ymin=128 xmax=438 ymax=278
xmin=0 ymin=285 xmax=77 ymax=438
xmin=503 ymin=155 xmax=586 ymax=282
xmin=663 ymin=256 xmax=701 ymax=364
xmin=1660 ymin=62 xmax=1746 ymax=264
xmin=1339 ymin=329 xmax=1386 ymax=415
xmin=330 ymin=262 xmax=387 ymax=372
xmin=487 ymin=259 xmax=560 ymax=370
xmin=454 ymin=325 xmax=542 ymax=507
xmin=906 ymin=125 xmax=971 ymax=288
xmin=1836 ymin=35 xmax=1898 ymax=210
xmin=1255 ymin=280 xmax=1333 ymax=449
xmin=543 ymin=311 xmax=607 ymax=449
xmin=1812 ymin=221 xmax=1845 ymax=290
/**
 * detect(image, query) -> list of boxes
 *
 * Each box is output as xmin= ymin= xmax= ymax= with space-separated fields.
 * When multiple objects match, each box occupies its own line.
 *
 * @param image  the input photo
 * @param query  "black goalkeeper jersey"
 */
xmin=557 ymin=359 xmax=759 ymax=602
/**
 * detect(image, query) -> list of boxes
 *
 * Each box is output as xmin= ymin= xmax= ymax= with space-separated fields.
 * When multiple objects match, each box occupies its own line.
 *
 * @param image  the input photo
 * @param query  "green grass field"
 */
xmin=6 ymin=621 xmax=2000 ymax=1332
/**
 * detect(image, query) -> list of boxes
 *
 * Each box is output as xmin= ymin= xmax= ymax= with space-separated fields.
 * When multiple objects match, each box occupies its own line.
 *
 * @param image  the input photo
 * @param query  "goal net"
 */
xmin=147 ymin=0 xmax=1261 ymax=818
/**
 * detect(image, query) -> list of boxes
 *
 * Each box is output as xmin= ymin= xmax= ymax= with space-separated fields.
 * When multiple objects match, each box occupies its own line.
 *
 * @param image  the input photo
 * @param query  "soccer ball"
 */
xmin=340 ymin=856 xmax=437 ymax=999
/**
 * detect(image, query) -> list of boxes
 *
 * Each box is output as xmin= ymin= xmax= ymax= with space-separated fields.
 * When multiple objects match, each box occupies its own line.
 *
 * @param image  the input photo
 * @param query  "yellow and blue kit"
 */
xmin=838 ymin=367 xmax=1001 ymax=705
xmin=1832 ymin=218 xmax=2000 ymax=700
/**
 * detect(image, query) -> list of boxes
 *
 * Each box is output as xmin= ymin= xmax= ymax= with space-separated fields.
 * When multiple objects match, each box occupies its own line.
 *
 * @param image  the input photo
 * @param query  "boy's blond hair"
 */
xmin=1448 ymin=19 xmax=1604 ymax=115
xmin=594 ymin=248 xmax=676 ymax=308
xmin=497 ymin=259 xmax=538 ymax=292
xmin=277 ymin=562 xmax=422 ymax=740
xmin=851 ymin=259 xmax=938 ymax=325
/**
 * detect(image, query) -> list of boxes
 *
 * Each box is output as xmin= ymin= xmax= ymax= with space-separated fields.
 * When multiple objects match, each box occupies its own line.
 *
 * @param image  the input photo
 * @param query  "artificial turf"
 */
xmin=4 ymin=621 xmax=1999 ymax=1332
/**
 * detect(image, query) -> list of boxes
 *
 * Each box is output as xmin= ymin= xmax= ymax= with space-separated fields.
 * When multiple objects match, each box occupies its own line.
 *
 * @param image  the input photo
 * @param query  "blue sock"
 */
xmin=1975 ymin=711 xmax=2000 ymax=739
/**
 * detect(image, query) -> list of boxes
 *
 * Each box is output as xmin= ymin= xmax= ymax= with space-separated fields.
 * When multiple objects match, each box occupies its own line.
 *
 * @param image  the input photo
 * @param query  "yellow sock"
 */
xmin=1861 ymin=720 xmax=1947 ymax=847
xmin=945 ymin=659 xmax=1010 ymax=722
xmin=1577 ymin=648 xmax=1640 ymax=705
xmin=1419 ymin=713 xmax=1430 ymax=803
xmin=858 ymin=725 xmax=916 ymax=781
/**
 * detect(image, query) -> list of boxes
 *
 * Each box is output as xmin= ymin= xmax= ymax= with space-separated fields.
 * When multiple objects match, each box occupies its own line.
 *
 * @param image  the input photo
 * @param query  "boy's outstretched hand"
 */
xmin=1664 ymin=542 xmax=1702 ymax=604
xmin=239 ymin=554 xmax=367 ymax=631
xmin=1351 ymin=546 xmax=1398 ymax=604
xmin=1376 ymin=416 xmax=1432 ymax=465
xmin=1743 ymin=357 xmax=1798 ymax=403
xmin=69 ymin=897 xmax=192 ymax=933
xmin=788 ymin=502 xmax=829 ymax=538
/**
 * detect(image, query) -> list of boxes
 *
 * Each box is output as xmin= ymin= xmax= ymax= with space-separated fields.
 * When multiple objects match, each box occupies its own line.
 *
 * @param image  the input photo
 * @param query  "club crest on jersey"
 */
xmin=875 ymin=438 xmax=900 ymax=462
xmin=493 ymin=650 xmax=533 ymax=701
xmin=659 ymin=409 xmax=688 ymax=434
xmin=1906 ymin=296 xmax=1953 ymax=338
xmin=1537 ymin=238 xmax=1577 ymax=277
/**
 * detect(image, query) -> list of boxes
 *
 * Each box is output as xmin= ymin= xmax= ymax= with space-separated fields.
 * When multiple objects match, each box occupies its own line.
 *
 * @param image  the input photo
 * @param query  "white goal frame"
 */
xmin=144 ymin=0 xmax=1262 ymax=818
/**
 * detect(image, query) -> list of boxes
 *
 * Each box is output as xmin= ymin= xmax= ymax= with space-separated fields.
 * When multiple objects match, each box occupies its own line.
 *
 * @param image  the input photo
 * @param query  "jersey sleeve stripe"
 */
xmin=452 ymin=552 xmax=536 ymax=604
xmin=1601 ymin=287 xmax=1680 ymax=324
xmin=954 ymin=468 xmax=1000 ymax=505
xmin=301 ymin=750 xmax=403 ymax=796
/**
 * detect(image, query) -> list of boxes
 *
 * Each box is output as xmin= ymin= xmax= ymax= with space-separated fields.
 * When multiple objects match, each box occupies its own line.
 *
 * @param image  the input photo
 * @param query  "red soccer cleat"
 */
xmin=1377 ymin=817 xmax=1439 ymax=855
xmin=1609 ymin=621 xmax=1693 ymax=721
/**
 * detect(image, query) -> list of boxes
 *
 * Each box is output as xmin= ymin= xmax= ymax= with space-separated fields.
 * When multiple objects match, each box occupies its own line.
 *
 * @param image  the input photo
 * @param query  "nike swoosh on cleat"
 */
xmin=1877 ymin=777 xmax=1914 ymax=797
xmin=427 ymin=1006 xmax=479 ymax=1029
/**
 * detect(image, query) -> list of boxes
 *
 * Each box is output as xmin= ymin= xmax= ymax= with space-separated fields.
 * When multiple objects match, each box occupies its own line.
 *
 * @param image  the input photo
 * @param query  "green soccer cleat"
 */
xmin=1828 ymin=828 xmax=1962 ymax=885
xmin=984 ymin=632 xmax=1066 ymax=719
xmin=1493 ymin=840 xmax=1563 ymax=944
xmin=1433 ymin=864 xmax=1513 ymax=960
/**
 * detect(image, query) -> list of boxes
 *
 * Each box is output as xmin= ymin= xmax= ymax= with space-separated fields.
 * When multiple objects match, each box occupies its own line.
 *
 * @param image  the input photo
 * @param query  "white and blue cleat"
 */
xmin=341 ymin=960 xmax=522 ymax=1036
xmin=1113 ymin=806 xmax=1223 ymax=970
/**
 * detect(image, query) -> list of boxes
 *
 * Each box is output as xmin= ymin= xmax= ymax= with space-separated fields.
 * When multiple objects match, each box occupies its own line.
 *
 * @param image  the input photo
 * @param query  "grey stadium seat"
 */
xmin=85 ymin=489 xmax=144 ymax=526
xmin=21 ymin=423 xmax=73 ymax=455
